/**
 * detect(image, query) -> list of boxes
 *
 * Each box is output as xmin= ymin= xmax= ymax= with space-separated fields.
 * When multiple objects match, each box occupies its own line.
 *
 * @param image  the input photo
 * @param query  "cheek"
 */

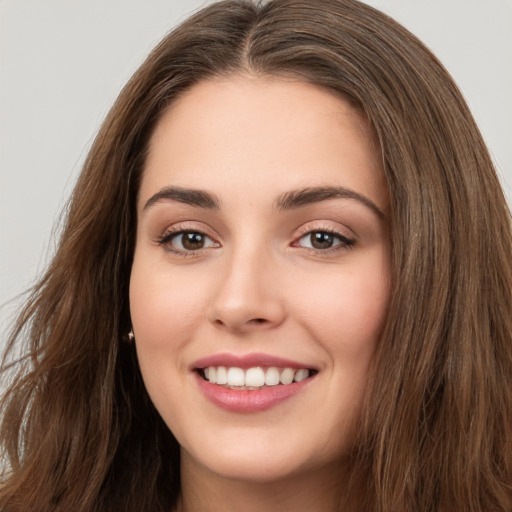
xmin=129 ymin=261 xmax=209 ymax=349
xmin=128 ymin=259 xmax=208 ymax=421
xmin=282 ymin=262 xmax=389 ymax=449
xmin=291 ymin=260 xmax=390 ymax=354
xmin=128 ymin=258 xmax=217 ymax=407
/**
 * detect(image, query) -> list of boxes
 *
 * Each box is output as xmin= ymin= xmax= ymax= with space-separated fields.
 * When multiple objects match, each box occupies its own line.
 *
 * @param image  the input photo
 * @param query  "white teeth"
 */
xmin=279 ymin=368 xmax=295 ymax=385
xmin=203 ymin=365 xmax=311 ymax=388
xmin=294 ymin=368 xmax=309 ymax=382
xmin=216 ymin=366 xmax=227 ymax=385
xmin=245 ymin=367 xmax=266 ymax=387
xmin=265 ymin=367 xmax=280 ymax=386
xmin=226 ymin=367 xmax=245 ymax=386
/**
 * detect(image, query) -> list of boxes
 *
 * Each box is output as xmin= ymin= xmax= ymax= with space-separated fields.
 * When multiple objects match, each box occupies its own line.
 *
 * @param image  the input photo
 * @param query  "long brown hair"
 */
xmin=1 ymin=1 xmax=511 ymax=510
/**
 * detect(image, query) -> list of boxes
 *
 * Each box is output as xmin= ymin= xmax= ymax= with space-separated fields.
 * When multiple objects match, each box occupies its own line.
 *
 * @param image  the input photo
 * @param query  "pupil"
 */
xmin=183 ymin=232 xmax=204 ymax=250
xmin=311 ymin=231 xmax=333 ymax=249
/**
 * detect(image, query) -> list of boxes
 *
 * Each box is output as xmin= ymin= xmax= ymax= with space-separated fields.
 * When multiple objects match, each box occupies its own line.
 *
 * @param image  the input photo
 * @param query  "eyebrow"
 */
xmin=143 ymin=186 xmax=220 ymax=211
xmin=275 ymin=186 xmax=385 ymax=218
xmin=142 ymin=184 xmax=384 ymax=218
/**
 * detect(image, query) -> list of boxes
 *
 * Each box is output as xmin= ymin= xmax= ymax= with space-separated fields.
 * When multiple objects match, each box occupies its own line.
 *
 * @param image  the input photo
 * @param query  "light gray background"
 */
xmin=1 ymin=0 xmax=511 ymax=349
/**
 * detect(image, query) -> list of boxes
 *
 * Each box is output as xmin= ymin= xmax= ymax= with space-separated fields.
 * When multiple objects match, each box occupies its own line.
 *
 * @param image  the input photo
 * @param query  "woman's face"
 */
xmin=130 ymin=76 xmax=390 ymax=483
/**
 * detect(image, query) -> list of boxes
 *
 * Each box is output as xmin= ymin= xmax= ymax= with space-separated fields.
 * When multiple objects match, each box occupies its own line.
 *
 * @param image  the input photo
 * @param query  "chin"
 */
xmin=179 ymin=426 xmax=348 ymax=486
xmin=192 ymin=456 xmax=311 ymax=485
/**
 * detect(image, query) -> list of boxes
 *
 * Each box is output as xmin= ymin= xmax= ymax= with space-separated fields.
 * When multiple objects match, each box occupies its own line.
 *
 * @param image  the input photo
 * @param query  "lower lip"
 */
xmin=195 ymin=372 xmax=314 ymax=412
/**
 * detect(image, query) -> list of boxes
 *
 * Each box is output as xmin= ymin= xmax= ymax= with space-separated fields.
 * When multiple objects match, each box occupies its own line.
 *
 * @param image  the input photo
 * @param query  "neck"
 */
xmin=175 ymin=452 xmax=363 ymax=512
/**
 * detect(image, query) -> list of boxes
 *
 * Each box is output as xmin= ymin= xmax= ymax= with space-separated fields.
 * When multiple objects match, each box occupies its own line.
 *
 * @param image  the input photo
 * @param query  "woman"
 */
xmin=1 ymin=0 xmax=511 ymax=510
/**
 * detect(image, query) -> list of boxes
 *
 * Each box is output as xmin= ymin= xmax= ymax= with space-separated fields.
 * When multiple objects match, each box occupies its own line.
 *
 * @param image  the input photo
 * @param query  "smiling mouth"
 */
xmin=199 ymin=366 xmax=317 ymax=390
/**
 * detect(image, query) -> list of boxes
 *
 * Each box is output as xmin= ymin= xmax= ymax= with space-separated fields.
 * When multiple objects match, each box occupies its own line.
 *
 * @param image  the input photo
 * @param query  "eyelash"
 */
xmin=157 ymin=225 xmax=218 ymax=256
xmin=293 ymin=227 xmax=356 ymax=255
xmin=156 ymin=225 xmax=355 ymax=256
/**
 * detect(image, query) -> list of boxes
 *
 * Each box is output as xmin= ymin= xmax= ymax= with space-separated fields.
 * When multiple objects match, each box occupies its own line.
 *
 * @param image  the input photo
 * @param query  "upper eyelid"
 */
xmin=159 ymin=221 xmax=217 ymax=238
xmin=297 ymin=229 xmax=352 ymax=241
xmin=155 ymin=220 xmax=356 ymax=245
xmin=157 ymin=229 xmax=219 ymax=256
xmin=155 ymin=222 xmax=220 ymax=252
xmin=294 ymin=229 xmax=355 ymax=246
xmin=294 ymin=221 xmax=357 ymax=240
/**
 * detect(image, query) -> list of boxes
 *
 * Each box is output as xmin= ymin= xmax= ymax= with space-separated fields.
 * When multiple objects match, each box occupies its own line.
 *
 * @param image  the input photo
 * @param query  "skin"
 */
xmin=130 ymin=75 xmax=391 ymax=511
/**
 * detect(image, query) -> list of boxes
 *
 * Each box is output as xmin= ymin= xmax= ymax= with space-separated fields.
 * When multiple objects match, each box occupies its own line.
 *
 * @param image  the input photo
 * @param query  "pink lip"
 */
xmin=192 ymin=352 xmax=314 ymax=370
xmin=194 ymin=372 xmax=314 ymax=412
xmin=191 ymin=353 xmax=317 ymax=412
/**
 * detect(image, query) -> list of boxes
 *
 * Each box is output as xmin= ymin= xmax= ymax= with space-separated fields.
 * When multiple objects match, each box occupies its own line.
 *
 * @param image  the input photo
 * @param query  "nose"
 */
xmin=206 ymin=248 xmax=286 ymax=333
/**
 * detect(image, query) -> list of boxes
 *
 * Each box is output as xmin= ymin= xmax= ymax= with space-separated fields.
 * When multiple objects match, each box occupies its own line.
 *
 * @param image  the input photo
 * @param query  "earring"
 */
xmin=127 ymin=330 xmax=135 ymax=341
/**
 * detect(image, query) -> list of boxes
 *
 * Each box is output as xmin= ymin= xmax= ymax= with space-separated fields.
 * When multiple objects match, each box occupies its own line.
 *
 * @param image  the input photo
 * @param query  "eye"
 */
xmin=296 ymin=230 xmax=354 ymax=250
xmin=160 ymin=230 xmax=219 ymax=252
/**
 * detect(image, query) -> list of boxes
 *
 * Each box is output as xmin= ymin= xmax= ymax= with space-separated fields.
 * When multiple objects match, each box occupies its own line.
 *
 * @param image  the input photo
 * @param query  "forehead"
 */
xmin=140 ymin=76 xmax=387 ymax=212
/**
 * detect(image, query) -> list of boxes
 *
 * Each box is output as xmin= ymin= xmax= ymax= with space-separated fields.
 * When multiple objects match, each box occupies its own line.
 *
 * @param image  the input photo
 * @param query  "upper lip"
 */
xmin=192 ymin=352 xmax=316 ymax=371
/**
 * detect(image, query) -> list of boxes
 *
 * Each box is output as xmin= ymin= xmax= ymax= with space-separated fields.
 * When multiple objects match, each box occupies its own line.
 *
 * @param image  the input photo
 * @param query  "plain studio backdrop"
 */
xmin=1 ymin=0 xmax=511 ymax=352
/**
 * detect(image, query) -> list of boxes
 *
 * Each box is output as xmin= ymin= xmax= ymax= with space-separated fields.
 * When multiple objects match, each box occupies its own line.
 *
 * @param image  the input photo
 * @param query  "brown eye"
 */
xmin=310 ymin=232 xmax=335 ymax=249
xmin=182 ymin=232 xmax=206 ymax=250
xmin=161 ymin=230 xmax=218 ymax=252
xmin=296 ymin=230 xmax=354 ymax=251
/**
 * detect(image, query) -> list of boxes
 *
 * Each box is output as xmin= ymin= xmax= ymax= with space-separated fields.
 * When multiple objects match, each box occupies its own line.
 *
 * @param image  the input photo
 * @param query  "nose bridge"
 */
xmin=207 ymin=236 xmax=285 ymax=331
